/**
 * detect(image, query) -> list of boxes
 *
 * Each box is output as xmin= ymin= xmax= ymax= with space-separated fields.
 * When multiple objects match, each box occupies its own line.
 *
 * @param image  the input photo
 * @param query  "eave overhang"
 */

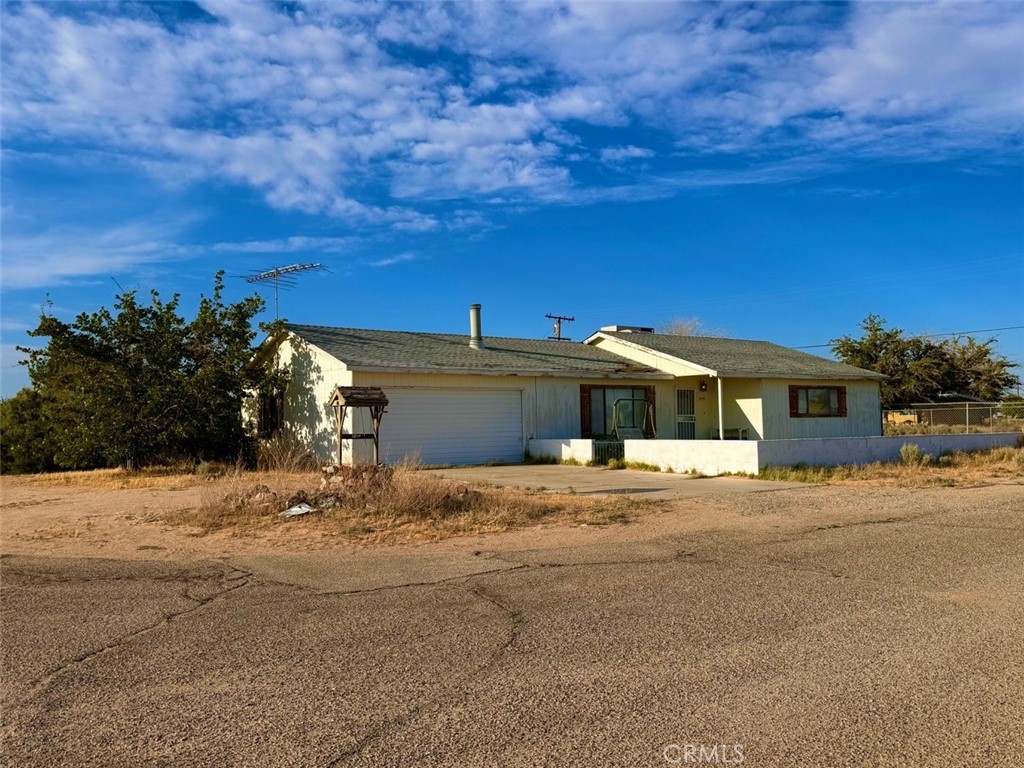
xmin=585 ymin=331 xmax=718 ymax=376
xmin=345 ymin=364 xmax=673 ymax=380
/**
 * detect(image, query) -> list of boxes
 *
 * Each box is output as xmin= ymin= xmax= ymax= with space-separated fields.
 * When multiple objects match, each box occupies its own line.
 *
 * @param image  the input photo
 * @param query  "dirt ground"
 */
xmin=1 ymin=472 xmax=1022 ymax=576
xmin=0 ymin=471 xmax=948 ymax=562
xmin=2 ymin=472 xmax=1023 ymax=766
xmin=1 ymin=480 xmax=365 ymax=561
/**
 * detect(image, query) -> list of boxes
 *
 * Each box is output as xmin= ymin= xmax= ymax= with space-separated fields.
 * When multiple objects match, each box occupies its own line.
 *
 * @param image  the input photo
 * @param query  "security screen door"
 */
xmin=676 ymin=389 xmax=696 ymax=439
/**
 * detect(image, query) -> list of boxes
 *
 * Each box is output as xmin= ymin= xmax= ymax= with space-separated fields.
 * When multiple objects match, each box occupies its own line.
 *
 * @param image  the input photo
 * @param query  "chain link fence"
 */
xmin=884 ymin=401 xmax=1024 ymax=435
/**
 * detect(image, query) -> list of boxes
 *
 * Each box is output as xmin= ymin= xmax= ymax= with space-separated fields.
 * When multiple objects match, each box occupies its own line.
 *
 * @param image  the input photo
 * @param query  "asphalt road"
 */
xmin=3 ymin=486 xmax=1023 ymax=767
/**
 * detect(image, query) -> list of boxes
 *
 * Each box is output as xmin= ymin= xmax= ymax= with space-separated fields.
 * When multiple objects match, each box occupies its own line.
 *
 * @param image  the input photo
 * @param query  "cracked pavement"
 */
xmin=2 ymin=483 xmax=1023 ymax=766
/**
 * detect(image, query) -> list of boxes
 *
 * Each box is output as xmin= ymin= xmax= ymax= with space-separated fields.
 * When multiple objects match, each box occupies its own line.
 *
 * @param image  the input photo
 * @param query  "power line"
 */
xmin=794 ymin=325 xmax=1024 ymax=350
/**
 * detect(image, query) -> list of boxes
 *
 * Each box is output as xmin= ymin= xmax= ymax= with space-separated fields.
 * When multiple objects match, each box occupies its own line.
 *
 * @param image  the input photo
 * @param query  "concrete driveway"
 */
xmin=426 ymin=463 xmax=802 ymax=498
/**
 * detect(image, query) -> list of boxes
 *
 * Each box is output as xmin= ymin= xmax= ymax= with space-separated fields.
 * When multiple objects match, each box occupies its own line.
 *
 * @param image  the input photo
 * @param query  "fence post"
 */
xmin=965 ymin=402 xmax=970 ymax=434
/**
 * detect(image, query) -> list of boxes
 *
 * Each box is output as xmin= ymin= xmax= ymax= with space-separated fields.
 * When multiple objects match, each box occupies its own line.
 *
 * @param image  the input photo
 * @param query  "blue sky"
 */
xmin=2 ymin=1 xmax=1023 ymax=397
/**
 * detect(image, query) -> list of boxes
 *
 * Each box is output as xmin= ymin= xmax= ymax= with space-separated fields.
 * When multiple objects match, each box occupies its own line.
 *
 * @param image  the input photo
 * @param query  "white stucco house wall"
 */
xmin=253 ymin=305 xmax=888 ymax=467
xmin=586 ymin=328 xmax=886 ymax=441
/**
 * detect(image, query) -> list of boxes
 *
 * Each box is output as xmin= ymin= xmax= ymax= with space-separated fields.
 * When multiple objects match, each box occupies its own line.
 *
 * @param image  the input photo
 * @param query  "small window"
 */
xmin=789 ymin=385 xmax=847 ymax=418
xmin=256 ymin=389 xmax=284 ymax=437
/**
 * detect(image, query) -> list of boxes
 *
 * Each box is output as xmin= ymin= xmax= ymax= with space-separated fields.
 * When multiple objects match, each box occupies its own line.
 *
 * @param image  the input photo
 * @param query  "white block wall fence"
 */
xmin=531 ymin=433 xmax=1020 ymax=476
xmin=527 ymin=439 xmax=595 ymax=465
xmin=753 ymin=433 xmax=1021 ymax=471
xmin=623 ymin=440 xmax=761 ymax=476
xmin=625 ymin=433 xmax=1021 ymax=475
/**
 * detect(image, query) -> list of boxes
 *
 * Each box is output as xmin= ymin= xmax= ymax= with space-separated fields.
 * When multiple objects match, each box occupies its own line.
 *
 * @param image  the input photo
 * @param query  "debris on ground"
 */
xmin=215 ymin=464 xmax=495 ymax=523
xmin=319 ymin=464 xmax=394 ymax=494
xmin=280 ymin=502 xmax=316 ymax=518
xmin=223 ymin=484 xmax=279 ymax=511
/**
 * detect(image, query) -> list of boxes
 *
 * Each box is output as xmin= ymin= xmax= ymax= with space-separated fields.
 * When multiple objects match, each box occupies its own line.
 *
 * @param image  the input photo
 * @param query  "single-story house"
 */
xmin=253 ymin=305 xmax=887 ymax=467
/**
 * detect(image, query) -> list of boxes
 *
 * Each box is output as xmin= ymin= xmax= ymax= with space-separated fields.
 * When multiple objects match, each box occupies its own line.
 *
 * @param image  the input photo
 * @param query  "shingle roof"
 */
xmin=287 ymin=325 xmax=665 ymax=377
xmin=598 ymin=332 xmax=886 ymax=380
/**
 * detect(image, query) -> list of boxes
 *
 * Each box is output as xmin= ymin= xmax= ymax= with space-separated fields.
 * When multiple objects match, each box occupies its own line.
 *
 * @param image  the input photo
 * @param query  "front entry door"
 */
xmin=676 ymin=388 xmax=696 ymax=439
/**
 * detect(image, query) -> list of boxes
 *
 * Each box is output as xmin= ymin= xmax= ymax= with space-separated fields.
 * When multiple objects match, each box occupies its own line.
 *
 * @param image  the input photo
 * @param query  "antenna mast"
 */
xmin=246 ymin=263 xmax=326 ymax=318
xmin=546 ymin=313 xmax=576 ymax=341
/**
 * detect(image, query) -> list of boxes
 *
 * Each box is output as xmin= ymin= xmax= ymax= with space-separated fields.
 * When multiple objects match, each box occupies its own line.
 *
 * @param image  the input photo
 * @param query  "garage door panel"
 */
xmin=379 ymin=389 xmax=523 ymax=465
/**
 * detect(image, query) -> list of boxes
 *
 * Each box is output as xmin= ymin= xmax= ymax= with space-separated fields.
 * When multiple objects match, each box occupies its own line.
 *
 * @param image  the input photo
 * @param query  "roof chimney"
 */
xmin=469 ymin=303 xmax=484 ymax=349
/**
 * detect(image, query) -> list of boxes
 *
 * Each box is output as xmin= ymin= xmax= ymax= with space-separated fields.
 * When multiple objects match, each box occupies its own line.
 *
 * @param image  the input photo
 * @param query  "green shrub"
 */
xmin=899 ymin=443 xmax=934 ymax=467
xmin=623 ymin=461 xmax=663 ymax=472
xmin=194 ymin=460 xmax=225 ymax=477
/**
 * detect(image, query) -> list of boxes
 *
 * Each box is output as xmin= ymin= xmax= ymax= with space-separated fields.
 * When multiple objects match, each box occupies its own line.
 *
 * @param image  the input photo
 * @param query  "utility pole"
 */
xmin=546 ymin=313 xmax=575 ymax=341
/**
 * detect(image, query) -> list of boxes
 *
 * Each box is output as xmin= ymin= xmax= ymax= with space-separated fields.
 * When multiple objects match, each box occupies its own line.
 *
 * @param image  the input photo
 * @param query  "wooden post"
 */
xmin=342 ymin=405 xmax=350 ymax=466
xmin=370 ymin=404 xmax=384 ymax=465
xmin=717 ymin=377 xmax=724 ymax=441
xmin=328 ymin=387 xmax=388 ymax=467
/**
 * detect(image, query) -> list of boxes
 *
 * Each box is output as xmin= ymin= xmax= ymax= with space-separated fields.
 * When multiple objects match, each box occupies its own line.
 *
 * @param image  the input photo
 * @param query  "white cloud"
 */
xmin=600 ymin=146 xmax=655 ymax=163
xmin=2 ymin=0 xmax=1020 ymax=222
xmin=814 ymin=4 xmax=1024 ymax=124
xmin=212 ymin=236 xmax=356 ymax=254
xmin=368 ymin=252 xmax=420 ymax=268
xmin=0 ymin=221 xmax=194 ymax=290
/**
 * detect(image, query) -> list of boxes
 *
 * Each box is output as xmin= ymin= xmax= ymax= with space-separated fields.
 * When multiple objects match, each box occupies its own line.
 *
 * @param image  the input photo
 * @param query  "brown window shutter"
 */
xmin=838 ymin=387 xmax=848 ymax=417
xmin=580 ymin=385 xmax=592 ymax=438
xmin=274 ymin=390 xmax=285 ymax=433
xmin=788 ymin=385 xmax=799 ymax=417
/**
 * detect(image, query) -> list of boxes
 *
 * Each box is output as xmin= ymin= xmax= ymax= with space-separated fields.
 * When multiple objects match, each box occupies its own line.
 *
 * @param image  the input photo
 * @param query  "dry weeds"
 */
xmin=884 ymin=421 xmax=1023 ymax=436
xmin=256 ymin=433 xmax=318 ymax=473
xmin=165 ymin=465 xmax=648 ymax=542
xmin=759 ymin=445 xmax=1024 ymax=487
xmin=1 ymin=465 xmax=210 ymax=491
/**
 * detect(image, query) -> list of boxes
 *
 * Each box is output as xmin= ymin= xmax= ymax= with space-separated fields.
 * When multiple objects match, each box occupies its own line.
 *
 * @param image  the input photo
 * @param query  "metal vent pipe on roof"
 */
xmin=469 ymin=303 xmax=484 ymax=349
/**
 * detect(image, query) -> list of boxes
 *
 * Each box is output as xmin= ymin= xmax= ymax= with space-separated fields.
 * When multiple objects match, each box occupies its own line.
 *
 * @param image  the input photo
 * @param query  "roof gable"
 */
xmin=592 ymin=331 xmax=886 ymax=380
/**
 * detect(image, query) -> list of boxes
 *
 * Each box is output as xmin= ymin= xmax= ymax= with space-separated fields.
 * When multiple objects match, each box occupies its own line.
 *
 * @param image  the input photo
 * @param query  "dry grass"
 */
xmin=884 ymin=421 xmax=1024 ymax=436
xmin=759 ymin=445 xmax=1024 ymax=487
xmin=256 ymin=433 xmax=318 ymax=473
xmin=0 ymin=462 xmax=311 ymax=492
xmin=165 ymin=465 xmax=648 ymax=542
xmin=606 ymin=459 xmax=676 ymax=473
xmin=1 ymin=465 xmax=213 ymax=491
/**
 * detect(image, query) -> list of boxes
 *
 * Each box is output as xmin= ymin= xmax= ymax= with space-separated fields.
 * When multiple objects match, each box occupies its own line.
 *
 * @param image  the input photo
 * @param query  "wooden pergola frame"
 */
xmin=327 ymin=386 xmax=389 ymax=465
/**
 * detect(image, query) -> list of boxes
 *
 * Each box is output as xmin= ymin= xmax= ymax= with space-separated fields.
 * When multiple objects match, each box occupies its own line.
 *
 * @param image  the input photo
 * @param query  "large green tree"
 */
xmin=0 ymin=389 xmax=55 ymax=474
xmin=14 ymin=272 xmax=277 ymax=471
xmin=831 ymin=315 xmax=1020 ymax=408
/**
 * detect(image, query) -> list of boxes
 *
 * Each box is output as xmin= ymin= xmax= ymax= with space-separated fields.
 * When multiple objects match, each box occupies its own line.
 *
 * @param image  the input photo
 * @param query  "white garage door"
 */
xmin=379 ymin=389 xmax=524 ymax=466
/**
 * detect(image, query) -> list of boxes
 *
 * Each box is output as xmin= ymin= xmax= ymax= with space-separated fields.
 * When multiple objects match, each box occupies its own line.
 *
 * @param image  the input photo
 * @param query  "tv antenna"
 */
xmin=246 ymin=263 xmax=326 ymax=318
xmin=546 ymin=313 xmax=575 ymax=341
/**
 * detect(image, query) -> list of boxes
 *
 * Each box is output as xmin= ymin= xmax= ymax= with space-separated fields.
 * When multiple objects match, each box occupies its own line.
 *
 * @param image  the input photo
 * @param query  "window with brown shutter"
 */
xmin=256 ymin=388 xmax=284 ymax=437
xmin=788 ymin=385 xmax=847 ymax=418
